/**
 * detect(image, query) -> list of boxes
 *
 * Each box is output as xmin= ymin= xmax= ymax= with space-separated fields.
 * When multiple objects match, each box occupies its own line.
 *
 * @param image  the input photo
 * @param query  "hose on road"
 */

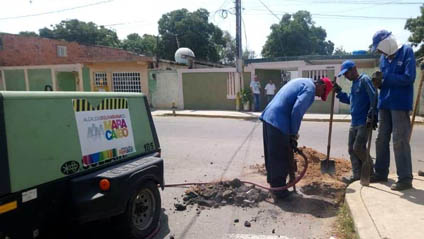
xmin=163 ymin=148 xmax=309 ymax=192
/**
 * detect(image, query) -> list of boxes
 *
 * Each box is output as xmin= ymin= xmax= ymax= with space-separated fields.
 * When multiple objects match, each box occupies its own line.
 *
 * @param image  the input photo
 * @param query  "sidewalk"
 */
xmin=346 ymin=174 xmax=424 ymax=239
xmin=151 ymin=110 xmax=424 ymax=124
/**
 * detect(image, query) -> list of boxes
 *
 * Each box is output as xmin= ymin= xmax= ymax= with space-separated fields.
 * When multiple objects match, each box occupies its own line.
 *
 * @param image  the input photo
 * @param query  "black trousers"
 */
xmin=262 ymin=122 xmax=292 ymax=188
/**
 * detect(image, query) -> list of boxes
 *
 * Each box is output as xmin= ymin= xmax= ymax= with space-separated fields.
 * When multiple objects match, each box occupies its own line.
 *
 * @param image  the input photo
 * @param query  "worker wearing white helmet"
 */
xmin=370 ymin=30 xmax=416 ymax=191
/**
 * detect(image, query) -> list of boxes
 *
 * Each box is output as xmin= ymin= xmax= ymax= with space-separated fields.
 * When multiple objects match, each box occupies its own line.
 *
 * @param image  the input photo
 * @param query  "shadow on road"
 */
xmin=267 ymin=194 xmax=338 ymax=218
xmin=153 ymin=209 xmax=171 ymax=239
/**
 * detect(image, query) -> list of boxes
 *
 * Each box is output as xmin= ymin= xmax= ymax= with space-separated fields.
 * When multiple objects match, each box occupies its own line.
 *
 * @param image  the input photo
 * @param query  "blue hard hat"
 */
xmin=371 ymin=30 xmax=391 ymax=52
xmin=337 ymin=60 xmax=356 ymax=77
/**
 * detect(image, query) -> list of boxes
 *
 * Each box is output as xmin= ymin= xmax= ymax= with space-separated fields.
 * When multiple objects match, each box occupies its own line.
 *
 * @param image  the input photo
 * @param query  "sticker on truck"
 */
xmin=73 ymin=98 xmax=136 ymax=169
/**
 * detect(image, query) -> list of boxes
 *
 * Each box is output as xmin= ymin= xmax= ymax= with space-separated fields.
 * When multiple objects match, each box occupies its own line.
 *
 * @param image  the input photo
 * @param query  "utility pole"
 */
xmin=235 ymin=0 xmax=242 ymax=73
xmin=235 ymin=0 xmax=244 ymax=110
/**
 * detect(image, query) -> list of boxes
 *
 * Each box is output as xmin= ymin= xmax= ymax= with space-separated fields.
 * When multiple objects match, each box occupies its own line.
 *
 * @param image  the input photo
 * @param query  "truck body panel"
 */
xmin=0 ymin=91 xmax=163 ymax=238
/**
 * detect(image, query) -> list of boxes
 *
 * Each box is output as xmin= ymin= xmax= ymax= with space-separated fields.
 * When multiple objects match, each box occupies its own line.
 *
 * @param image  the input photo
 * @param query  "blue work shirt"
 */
xmin=260 ymin=78 xmax=315 ymax=135
xmin=336 ymin=74 xmax=377 ymax=127
xmin=379 ymin=44 xmax=416 ymax=111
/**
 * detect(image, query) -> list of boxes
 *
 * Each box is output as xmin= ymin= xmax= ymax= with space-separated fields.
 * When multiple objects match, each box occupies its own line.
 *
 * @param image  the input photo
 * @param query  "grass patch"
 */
xmin=334 ymin=202 xmax=358 ymax=239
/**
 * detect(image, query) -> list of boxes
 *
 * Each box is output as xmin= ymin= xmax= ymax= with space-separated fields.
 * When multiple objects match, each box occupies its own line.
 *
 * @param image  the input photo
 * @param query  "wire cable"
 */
xmin=0 ymin=0 xmax=114 ymax=21
xmin=257 ymin=0 xmax=281 ymax=21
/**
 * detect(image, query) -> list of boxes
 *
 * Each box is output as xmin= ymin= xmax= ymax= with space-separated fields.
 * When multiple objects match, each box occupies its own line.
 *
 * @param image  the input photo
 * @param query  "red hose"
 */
xmin=163 ymin=148 xmax=309 ymax=192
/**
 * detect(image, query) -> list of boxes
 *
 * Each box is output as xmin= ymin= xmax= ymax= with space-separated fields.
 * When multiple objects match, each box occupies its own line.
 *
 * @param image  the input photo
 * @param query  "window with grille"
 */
xmin=302 ymin=69 xmax=329 ymax=81
xmin=57 ymin=45 xmax=67 ymax=57
xmin=112 ymin=72 xmax=142 ymax=92
xmin=94 ymin=72 xmax=107 ymax=87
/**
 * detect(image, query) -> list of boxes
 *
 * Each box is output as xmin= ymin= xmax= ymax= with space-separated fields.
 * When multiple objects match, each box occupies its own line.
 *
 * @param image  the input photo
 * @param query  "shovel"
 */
xmin=410 ymin=59 xmax=424 ymax=141
xmin=321 ymin=77 xmax=336 ymax=175
xmin=361 ymin=75 xmax=380 ymax=186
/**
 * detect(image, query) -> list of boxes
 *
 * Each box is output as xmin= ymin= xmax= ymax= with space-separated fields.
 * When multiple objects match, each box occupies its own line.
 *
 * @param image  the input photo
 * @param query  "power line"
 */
xmin=242 ymin=18 xmax=248 ymax=51
xmin=0 ymin=0 xmax=114 ymax=21
xmin=275 ymin=0 xmax=422 ymax=5
xmin=257 ymin=0 xmax=281 ymax=21
xmin=246 ymin=8 xmax=411 ymax=20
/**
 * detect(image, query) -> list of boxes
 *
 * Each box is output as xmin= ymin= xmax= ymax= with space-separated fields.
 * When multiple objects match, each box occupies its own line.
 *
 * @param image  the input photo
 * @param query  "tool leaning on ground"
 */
xmin=321 ymin=76 xmax=337 ymax=175
xmin=413 ymin=59 xmax=424 ymax=177
xmin=360 ymin=74 xmax=379 ymax=186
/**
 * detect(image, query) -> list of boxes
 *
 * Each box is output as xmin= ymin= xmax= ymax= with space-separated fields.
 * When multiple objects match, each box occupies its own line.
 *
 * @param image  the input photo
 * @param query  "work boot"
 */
xmin=418 ymin=170 xmax=424 ymax=177
xmin=369 ymin=174 xmax=388 ymax=183
xmin=341 ymin=175 xmax=360 ymax=184
xmin=390 ymin=181 xmax=412 ymax=191
xmin=272 ymin=189 xmax=290 ymax=199
xmin=274 ymin=190 xmax=302 ymax=202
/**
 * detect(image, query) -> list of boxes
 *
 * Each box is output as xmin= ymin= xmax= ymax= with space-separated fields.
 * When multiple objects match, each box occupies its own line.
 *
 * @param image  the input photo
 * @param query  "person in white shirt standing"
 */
xmin=264 ymin=80 xmax=276 ymax=105
xmin=250 ymin=75 xmax=262 ymax=111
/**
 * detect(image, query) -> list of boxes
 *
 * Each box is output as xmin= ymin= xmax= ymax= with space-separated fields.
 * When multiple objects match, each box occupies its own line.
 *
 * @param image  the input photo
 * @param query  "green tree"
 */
xmin=405 ymin=4 xmax=424 ymax=58
xmin=261 ymin=11 xmax=334 ymax=57
xmin=243 ymin=49 xmax=256 ymax=60
xmin=333 ymin=46 xmax=351 ymax=56
xmin=18 ymin=31 xmax=38 ymax=37
xmin=122 ymin=33 xmax=157 ymax=56
xmin=157 ymin=8 xmax=226 ymax=62
xmin=218 ymin=31 xmax=236 ymax=64
xmin=39 ymin=19 xmax=120 ymax=47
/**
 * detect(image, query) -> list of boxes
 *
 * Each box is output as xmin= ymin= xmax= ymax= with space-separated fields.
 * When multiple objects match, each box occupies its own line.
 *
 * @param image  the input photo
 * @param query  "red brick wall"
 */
xmin=0 ymin=33 xmax=151 ymax=66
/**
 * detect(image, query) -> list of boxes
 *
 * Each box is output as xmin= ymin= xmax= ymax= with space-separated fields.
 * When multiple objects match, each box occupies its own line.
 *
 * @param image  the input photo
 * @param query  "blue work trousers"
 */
xmin=375 ymin=109 xmax=413 ymax=183
xmin=348 ymin=125 xmax=369 ymax=178
xmin=266 ymin=95 xmax=274 ymax=105
xmin=254 ymin=93 xmax=260 ymax=111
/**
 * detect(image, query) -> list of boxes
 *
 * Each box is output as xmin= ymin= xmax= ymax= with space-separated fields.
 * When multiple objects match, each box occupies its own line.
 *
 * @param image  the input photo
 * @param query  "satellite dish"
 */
xmin=175 ymin=48 xmax=195 ymax=65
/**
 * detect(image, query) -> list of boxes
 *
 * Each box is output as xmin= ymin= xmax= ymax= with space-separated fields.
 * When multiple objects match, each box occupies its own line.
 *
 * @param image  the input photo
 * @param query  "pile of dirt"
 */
xmin=174 ymin=147 xmax=351 ymax=211
xmin=174 ymin=179 xmax=270 ymax=211
xmin=251 ymin=147 xmax=351 ymax=204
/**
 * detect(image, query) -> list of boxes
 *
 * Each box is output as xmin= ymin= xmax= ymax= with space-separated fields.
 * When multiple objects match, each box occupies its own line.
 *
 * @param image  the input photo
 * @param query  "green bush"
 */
xmin=240 ymin=88 xmax=252 ymax=104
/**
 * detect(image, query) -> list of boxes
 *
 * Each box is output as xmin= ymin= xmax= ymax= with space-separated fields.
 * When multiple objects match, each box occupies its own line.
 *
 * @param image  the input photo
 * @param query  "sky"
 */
xmin=0 ymin=0 xmax=422 ymax=58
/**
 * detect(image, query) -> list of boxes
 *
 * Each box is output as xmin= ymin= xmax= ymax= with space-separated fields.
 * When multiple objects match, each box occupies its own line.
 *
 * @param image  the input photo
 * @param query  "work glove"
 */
xmin=371 ymin=71 xmax=383 ymax=89
xmin=289 ymin=134 xmax=299 ymax=150
xmin=333 ymin=83 xmax=342 ymax=94
xmin=366 ymin=111 xmax=378 ymax=130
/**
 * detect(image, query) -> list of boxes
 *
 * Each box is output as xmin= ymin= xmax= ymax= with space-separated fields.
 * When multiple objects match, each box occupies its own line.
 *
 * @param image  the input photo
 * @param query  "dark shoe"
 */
xmin=369 ymin=174 xmax=388 ymax=183
xmin=271 ymin=189 xmax=290 ymax=199
xmin=418 ymin=170 xmax=424 ymax=177
xmin=275 ymin=191 xmax=302 ymax=202
xmin=390 ymin=181 xmax=412 ymax=191
xmin=341 ymin=175 xmax=360 ymax=184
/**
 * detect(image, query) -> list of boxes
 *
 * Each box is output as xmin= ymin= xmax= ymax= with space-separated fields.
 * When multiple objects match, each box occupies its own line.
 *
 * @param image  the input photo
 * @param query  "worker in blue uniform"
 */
xmin=370 ymin=30 xmax=416 ymax=191
xmin=260 ymin=77 xmax=333 ymax=200
xmin=333 ymin=60 xmax=377 ymax=184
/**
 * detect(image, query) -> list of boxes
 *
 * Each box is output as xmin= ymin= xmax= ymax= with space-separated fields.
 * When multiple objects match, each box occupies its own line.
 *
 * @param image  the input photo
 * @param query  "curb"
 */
xmin=157 ymin=113 xmax=258 ymax=120
xmin=345 ymin=173 xmax=423 ymax=239
xmin=153 ymin=113 xmax=424 ymax=124
xmin=345 ymin=181 xmax=380 ymax=239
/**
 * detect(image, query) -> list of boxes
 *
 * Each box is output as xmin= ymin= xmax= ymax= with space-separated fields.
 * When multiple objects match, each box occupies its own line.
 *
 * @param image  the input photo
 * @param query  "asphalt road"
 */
xmin=153 ymin=116 xmax=337 ymax=239
xmin=148 ymin=116 xmax=424 ymax=239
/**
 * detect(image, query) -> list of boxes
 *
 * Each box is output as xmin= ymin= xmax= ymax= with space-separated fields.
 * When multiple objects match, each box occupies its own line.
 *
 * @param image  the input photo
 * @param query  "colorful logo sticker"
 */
xmin=73 ymin=98 xmax=136 ymax=169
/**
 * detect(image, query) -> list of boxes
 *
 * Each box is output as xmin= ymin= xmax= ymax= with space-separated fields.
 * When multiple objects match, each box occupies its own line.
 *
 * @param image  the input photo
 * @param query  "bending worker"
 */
xmin=334 ymin=60 xmax=377 ymax=184
xmin=260 ymin=77 xmax=333 ymax=200
xmin=370 ymin=30 xmax=416 ymax=191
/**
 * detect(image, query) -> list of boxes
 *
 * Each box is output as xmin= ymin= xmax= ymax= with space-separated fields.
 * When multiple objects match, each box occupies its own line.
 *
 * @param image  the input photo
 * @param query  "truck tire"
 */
xmin=117 ymin=181 xmax=161 ymax=239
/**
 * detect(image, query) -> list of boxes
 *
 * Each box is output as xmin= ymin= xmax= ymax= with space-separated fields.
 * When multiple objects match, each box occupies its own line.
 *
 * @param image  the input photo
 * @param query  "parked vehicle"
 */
xmin=0 ymin=91 xmax=164 ymax=239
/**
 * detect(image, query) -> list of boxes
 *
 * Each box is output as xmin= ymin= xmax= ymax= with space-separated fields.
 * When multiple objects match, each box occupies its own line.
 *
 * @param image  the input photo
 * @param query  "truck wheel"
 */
xmin=118 ymin=181 xmax=161 ymax=239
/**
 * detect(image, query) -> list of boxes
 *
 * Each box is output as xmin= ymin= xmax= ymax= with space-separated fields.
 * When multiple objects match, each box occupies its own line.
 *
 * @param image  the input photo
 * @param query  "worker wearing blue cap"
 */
xmin=370 ymin=30 xmax=416 ymax=191
xmin=334 ymin=60 xmax=377 ymax=184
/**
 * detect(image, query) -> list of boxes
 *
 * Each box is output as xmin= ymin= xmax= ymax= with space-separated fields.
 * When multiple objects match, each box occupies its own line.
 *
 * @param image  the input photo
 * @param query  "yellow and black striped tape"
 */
xmin=73 ymin=98 xmax=128 ymax=112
